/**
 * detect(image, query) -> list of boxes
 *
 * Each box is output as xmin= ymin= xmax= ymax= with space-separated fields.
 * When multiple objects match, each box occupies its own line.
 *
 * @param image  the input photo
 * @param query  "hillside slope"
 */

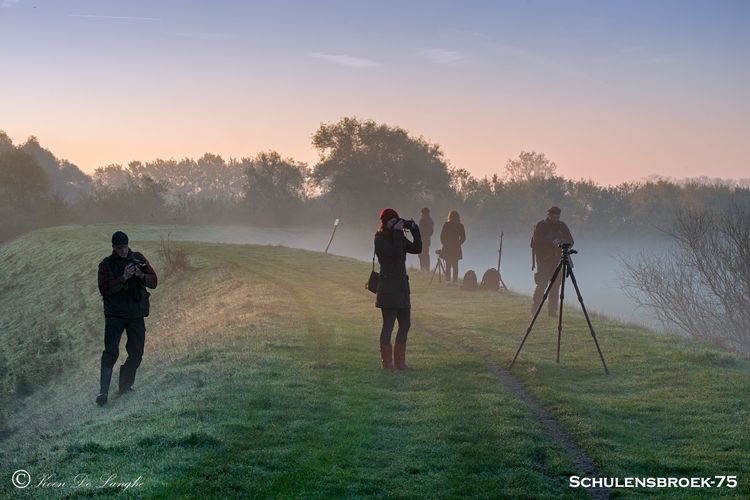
xmin=0 ymin=226 xmax=748 ymax=498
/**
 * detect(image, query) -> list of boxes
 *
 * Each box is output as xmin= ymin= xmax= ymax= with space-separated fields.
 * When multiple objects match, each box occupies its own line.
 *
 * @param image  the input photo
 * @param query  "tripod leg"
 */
xmin=566 ymin=268 xmax=610 ymax=375
xmin=556 ymin=262 xmax=566 ymax=364
xmin=509 ymin=260 xmax=565 ymax=369
xmin=429 ymin=258 xmax=440 ymax=284
xmin=499 ymin=276 xmax=508 ymax=291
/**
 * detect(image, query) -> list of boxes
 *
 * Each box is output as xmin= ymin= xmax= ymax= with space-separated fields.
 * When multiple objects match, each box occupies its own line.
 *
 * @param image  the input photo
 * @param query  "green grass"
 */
xmin=0 ymin=224 xmax=748 ymax=499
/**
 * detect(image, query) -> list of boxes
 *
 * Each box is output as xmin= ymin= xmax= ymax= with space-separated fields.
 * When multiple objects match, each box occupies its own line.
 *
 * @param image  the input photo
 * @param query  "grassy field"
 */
xmin=0 ymin=225 xmax=748 ymax=499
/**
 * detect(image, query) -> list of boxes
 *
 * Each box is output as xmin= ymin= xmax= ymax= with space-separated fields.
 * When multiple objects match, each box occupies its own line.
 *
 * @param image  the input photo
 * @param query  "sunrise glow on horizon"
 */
xmin=1 ymin=0 xmax=748 ymax=185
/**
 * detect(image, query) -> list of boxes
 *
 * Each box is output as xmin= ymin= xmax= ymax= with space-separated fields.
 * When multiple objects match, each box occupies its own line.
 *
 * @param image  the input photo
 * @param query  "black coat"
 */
xmin=374 ymin=225 xmax=422 ymax=309
xmin=98 ymin=250 xmax=158 ymax=318
xmin=440 ymin=221 xmax=466 ymax=261
xmin=419 ymin=215 xmax=434 ymax=247
xmin=531 ymin=218 xmax=574 ymax=268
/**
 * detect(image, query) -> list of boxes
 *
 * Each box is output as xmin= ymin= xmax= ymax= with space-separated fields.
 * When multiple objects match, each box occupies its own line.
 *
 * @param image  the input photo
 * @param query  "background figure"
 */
xmin=530 ymin=206 xmax=574 ymax=317
xmin=374 ymin=208 xmax=422 ymax=370
xmin=439 ymin=210 xmax=466 ymax=283
xmin=418 ymin=207 xmax=434 ymax=272
xmin=96 ymin=231 xmax=158 ymax=406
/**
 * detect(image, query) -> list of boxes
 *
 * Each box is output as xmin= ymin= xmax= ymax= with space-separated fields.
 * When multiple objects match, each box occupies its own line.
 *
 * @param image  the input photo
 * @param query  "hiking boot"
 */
xmin=394 ymin=343 xmax=409 ymax=370
xmin=96 ymin=366 xmax=113 ymax=406
xmin=380 ymin=344 xmax=393 ymax=370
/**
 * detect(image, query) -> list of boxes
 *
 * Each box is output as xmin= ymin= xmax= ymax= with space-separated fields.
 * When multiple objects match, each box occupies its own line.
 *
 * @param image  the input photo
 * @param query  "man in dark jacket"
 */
xmin=96 ymin=231 xmax=158 ymax=406
xmin=530 ymin=206 xmax=573 ymax=317
xmin=375 ymin=209 xmax=422 ymax=370
xmin=419 ymin=207 xmax=435 ymax=272
xmin=418 ymin=207 xmax=434 ymax=272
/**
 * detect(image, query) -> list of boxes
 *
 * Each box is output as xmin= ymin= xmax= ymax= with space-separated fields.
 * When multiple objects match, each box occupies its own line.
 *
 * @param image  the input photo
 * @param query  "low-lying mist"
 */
xmin=149 ymin=224 xmax=670 ymax=331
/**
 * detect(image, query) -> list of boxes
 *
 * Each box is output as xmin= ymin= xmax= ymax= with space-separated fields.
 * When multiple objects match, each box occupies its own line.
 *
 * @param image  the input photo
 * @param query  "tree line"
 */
xmin=2 ymin=118 xmax=749 ymax=242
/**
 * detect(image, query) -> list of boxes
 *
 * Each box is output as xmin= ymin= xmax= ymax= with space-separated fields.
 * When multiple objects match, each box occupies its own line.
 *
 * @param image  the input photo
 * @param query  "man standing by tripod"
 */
xmin=418 ymin=207 xmax=434 ymax=272
xmin=530 ymin=206 xmax=574 ymax=317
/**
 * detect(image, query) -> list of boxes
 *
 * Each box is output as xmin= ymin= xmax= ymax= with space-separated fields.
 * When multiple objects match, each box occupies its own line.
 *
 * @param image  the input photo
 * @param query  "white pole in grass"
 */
xmin=498 ymin=231 xmax=508 ymax=290
xmin=324 ymin=219 xmax=340 ymax=254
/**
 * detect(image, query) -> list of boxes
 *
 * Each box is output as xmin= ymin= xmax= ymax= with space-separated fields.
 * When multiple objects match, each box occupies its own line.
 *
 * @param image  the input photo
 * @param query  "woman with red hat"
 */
xmin=374 ymin=208 xmax=422 ymax=370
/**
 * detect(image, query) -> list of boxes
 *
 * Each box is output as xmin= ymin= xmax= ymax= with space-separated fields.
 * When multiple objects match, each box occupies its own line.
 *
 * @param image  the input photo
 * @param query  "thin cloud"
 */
xmin=1 ymin=0 xmax=22 ymax=9
xmin=616 ymin=53 xmax=688 ymax=65
xmin=309 ymin=52 xmax=379 ymax=68
xmin=167 ymin=32 xmax=243 ymax=41
xmin=416 ymin=48 xmax=469 ymax=65
xmin=448 ymin=28 xmax=592 ymax=81
xmin=68 ymin=14 xmax=160 ymax=21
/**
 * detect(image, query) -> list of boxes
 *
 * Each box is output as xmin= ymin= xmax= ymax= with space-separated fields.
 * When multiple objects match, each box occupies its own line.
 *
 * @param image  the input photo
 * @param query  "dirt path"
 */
xmin=410 ymin=314 xmax=612 ymax=500
xmin=485 ymin=361 xmax=611 ymax=500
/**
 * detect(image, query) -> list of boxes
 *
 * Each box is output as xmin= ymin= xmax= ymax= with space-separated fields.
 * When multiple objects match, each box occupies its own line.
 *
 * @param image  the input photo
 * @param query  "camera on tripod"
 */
xmin=510 ymin=240 xmax=609 ymax=375
xmin=429 ymin=248 xmax=447 ymax=285
xmin=558 ymin=242 xmax=577 ymax=255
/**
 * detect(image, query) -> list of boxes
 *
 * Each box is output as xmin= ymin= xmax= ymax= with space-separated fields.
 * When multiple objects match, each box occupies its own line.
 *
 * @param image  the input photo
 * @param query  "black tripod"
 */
xmin=509 ymin=244 xmax=609 ymax=374
xmin=429 ymin=249 xmax=447 ymax=284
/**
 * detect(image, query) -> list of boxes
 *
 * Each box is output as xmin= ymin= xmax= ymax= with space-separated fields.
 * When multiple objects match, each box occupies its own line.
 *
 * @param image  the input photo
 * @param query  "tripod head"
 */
xmin=557 ymin=242 xmax=576 ymax=272
xmin=558 ymin=242 xmax=577 ymax=256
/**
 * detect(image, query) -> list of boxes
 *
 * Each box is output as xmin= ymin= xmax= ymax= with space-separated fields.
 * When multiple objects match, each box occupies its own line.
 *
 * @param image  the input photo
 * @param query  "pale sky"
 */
xmin=1 ymin=0 xmax=748 ymax=184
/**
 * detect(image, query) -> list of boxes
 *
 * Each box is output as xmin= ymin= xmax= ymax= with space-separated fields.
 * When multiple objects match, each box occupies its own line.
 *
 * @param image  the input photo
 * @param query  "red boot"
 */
xmin=394 ymin=343 xmax=409 ymax=370
xmin=380 ymin=344 xmax=393 ymax=369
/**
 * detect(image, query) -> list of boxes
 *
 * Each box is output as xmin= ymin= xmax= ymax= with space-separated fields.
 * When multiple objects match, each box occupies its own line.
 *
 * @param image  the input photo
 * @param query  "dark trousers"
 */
xmin=419 ymin=245 xmax=431 ymax=272
xmin=101 ymin=315 xmax=146 ymax=390
xmin=532 ymin=263 xmax=563 ymax=316
xmin=380 ymin=308 xmax=410 ymax=345
xmin=444 ymin=258 xmax=459 ymax=282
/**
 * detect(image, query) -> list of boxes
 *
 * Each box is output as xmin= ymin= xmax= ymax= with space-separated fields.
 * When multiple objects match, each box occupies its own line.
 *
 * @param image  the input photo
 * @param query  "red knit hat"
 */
xmin=379 ymin=208 xmax=399 ymax=223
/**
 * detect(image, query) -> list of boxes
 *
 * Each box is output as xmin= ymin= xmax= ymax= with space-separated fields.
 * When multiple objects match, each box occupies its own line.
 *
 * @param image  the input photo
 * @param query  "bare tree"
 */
xmin=623 ymin=206 xmax=750 ymax=355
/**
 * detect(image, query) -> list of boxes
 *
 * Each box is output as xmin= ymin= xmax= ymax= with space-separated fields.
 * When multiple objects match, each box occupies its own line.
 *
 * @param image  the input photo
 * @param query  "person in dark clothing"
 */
xmin=374 ymin=208 xmax=422 ymax=370
xmin=418 ymin=207 xmax=434 ymax=272
xmin=530 ymin=206 xmax=574 ymax=317
xmin=439 ymin=210 xmax=466 ymax=283
xmin=96 ymin=231 xmax=158 ymax=406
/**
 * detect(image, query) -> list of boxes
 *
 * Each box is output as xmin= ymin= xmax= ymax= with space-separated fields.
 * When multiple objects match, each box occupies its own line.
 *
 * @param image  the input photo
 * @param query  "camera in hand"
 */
xmin=127 ymin=258 xmax=149 ymax=273
xmin=401 ymin=218 xmax=416 ymax=230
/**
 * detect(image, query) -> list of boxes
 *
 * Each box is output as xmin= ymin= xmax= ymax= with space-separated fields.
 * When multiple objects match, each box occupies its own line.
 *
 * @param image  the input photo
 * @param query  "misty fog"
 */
xmin=141 ymin=223 xmax=669 ymax=331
